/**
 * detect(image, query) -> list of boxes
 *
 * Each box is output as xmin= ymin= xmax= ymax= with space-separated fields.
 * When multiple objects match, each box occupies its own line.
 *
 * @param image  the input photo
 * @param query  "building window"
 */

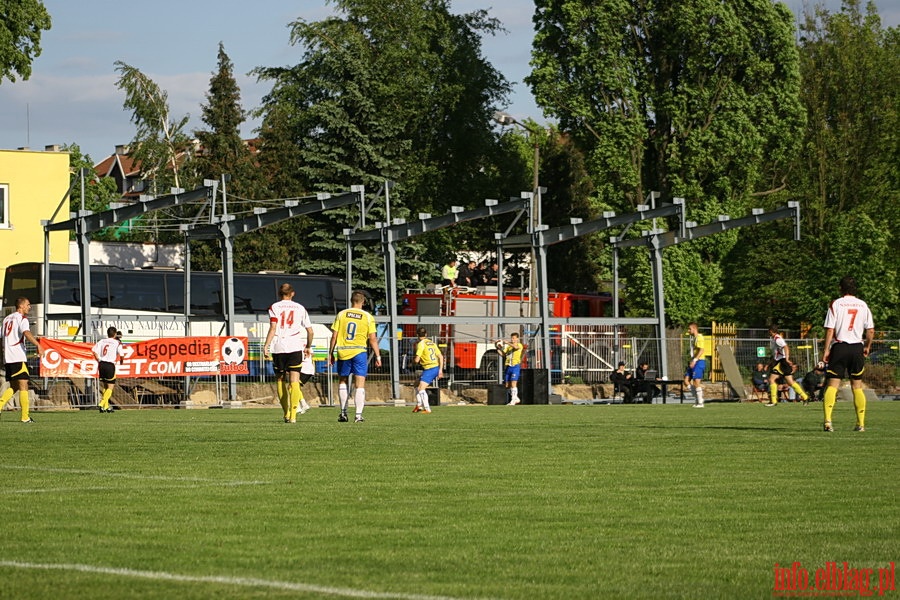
xmin=0 ymin=184 xmax=9 ymax=228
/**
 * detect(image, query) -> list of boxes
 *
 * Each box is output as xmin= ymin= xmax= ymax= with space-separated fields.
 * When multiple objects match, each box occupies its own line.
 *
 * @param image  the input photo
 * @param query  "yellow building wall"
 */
xmin=0 ymin=149 xmax=71 ymax=294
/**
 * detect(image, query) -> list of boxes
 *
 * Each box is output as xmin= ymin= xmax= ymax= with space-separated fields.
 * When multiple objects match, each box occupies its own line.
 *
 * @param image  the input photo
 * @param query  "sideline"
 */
xmin=0 ymin=560 xmax=486 ymax=600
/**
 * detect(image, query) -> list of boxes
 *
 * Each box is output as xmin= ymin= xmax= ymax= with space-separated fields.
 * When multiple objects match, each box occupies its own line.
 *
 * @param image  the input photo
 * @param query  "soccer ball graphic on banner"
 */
xmin=222 ymin=337 xmax=245 ymax=364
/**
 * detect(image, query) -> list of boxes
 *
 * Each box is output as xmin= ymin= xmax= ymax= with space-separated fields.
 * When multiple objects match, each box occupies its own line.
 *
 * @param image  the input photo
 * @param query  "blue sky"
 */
xmin=1 ymin=0 xmax=897 ymax=164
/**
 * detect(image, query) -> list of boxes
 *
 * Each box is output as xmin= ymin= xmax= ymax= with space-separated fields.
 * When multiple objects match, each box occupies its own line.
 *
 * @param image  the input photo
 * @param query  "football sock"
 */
xmin=0 ymin=387 xmax=14 ymax=411
xmin=289 ymin=382 xmax=301 ymax=417
xmin=695 ymin=387 xmax=704 ymax=406
xmin=277 ymin=379 xmax=289 ymax=418
xmin=416 ymin=390 xmax=426 ymax=408
xmin=101 ymin=388 xmax=113 ymax=410
xmin=769 ymin=384 xmax=778 ymax=404
xmin=791 ymin=382 xmax=808 ymax=401
xmin=354 ymin=387 xmax=365 ymax=417
xmin=853 ymin=388 xmax=866 ymax=428
xmin=20 ymin=390 xmax=29 ymax=421
xmin=339 ymin=383 xmax=349 ymax=413
xmin=421 ymin=390 xmax=430 ymax=411
xmin=509 ymin=388 xmax=519 ymax=403
xmin=823 ymin=386 xmax=837 ymax=424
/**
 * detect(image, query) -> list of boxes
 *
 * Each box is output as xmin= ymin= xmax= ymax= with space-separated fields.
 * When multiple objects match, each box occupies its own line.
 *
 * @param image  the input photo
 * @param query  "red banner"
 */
xmin=40 ymin=337 xmax=249 ymax=378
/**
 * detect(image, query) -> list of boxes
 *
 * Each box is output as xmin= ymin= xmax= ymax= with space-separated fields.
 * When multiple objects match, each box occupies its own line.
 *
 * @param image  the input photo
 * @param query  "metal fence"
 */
xmin=14 ymin=327 xmax=900 ymax=410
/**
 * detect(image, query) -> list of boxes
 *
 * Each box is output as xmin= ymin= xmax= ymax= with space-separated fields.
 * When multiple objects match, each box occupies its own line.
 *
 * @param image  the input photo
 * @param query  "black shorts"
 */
xmin=98 ymin=361 xmax=117 ymax=384
xmin=770 ymin=358 xmax=795 ymax=377
xmin=826 ymin=343 xmax=866 ymax=380
xmin=5 ymin=362 xmax=30 ymax=382
xmin=272 ymin=351 xmax=303 ymax=375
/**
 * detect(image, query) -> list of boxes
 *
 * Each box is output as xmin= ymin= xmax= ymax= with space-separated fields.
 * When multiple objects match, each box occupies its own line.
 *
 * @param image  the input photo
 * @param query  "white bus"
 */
xmin=2 ymin=262 xmax=345 ymax=347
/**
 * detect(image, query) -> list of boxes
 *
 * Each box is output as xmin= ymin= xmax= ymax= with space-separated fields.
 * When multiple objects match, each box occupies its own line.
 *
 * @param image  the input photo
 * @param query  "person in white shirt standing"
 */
xmin=822 ymin=276 xmax=874 ymax=432
xmin=0 ymin=298 xmax=44 ymax=423
xmin=92 ymin=326 xmax=125 ymax=413
xmin=264 ymin=283 xmax=314 ymax=424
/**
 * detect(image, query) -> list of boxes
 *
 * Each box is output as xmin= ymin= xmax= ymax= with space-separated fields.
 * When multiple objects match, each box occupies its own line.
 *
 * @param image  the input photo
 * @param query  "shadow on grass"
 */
xmin=634 ymin=424 xmax=793 ymax=432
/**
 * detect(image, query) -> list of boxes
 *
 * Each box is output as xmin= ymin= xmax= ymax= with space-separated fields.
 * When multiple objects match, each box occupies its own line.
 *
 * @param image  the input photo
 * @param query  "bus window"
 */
xmin=47 ymin=268 xmax=108 ymax=307
xmin=90 ymin=271 xmax=109 ymax=308
xmin=108 ymin=271 xmax=167 ymax=311
xmin=234 ymin=275 xmax=275 ymax=315
xmin=164 ymin=273 xmax=185 ymax=313
xmin=190 ymin=273 xmax=222 ymax=315
xmin=49 ymin=269 xmax=80 ymax=306
xmin=290 ymin=277 xmax=334 ymax=314
xmin=4 ymin=264 xmax=42 ymax=304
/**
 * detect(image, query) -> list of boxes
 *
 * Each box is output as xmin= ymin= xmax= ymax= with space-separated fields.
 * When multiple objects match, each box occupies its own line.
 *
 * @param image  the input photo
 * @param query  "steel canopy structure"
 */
xmin=348 ymin=196 xmax=531 ymax=400
xmin=612 ymin=202 xmax=801 ymax=379
xmin=42 ymin=166 xmax=804 ymax=405
xmin=500 ymin=198 xmax=687 ymax=387
xmin=42 ymin=181 xmax=366 ymax=403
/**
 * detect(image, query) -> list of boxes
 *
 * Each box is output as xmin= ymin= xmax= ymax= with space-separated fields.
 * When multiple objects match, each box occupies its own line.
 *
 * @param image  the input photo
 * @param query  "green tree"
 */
xmin=63 ymin=143 xmax=118 ymax=213
xmin=0 ymin=0 xmax=51 ymax=84
xmin=541 ymin=131 xmax=608 ymax=293
xmin=191 ymin=43 xmax=281 ymax=272
xmin=793 ymin=0 xmax=899 ymax=328
xmin=528 ymin=0 xmax=805 ymax=325
xmin=717 ymin=1 xmax=899 ymax=330
xmin=193 ymin=43 xmax=257 ymax=190
xmin=497 ymin=125 xmax=607 ymax=293
xmin=60 ymin=143 xmax=122 ymax=241
xmin=114 ymin=61 xmax=191 ymax=194
xmin=253 ymin=0 xmax=511 ymax=298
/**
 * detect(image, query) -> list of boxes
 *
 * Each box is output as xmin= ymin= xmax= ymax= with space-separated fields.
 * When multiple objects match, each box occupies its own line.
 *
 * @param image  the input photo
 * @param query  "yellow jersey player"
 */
xmin=329 ymin=291 xmax=381 ymax=422
xmin=495 ymin=332 xmax=523 ymax=405
xmin=684 ymin=322 xmax=706 ymax=408
xmin=413 ymin=326 xmax=443 ymax=414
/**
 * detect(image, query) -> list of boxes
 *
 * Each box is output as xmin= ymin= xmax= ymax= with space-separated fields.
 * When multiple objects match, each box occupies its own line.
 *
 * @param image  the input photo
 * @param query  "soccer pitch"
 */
xmin=2 ymin=401 xmax=897 ymax=599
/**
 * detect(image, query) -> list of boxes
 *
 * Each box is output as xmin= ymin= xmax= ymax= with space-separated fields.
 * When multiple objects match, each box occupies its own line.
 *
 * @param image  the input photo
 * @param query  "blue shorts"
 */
xmin=504 ymin=364 xmax=521 ymax=383
xmin=419 ymin=366 xmax=440 ymax=386
xmin=685 ymin=360 xmax=705 ymax=381
xmin=336 ymin=353 xmax=369 ymax=377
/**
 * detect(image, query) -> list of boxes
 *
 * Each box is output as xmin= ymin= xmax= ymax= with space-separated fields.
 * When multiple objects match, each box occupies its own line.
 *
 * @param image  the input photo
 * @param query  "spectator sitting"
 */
xmin=751 ymin=362 xmax=769 ymax=394
xmin=440 ymin=259 xmax=459 ymax=289
xmin=610 ymin=361 xmax=635 ymax=403
xmin=801 ymin=361 xmax=826 ymax=403
xmin=634 ymin=362 xmax=660 ymax=402
xmin=472 ymin=263 xmax=487 ymax=287
xmin=457 ymin=260 xmax=476 ymax=288
xmin=487 ymin=263 xmax=499 ymax=286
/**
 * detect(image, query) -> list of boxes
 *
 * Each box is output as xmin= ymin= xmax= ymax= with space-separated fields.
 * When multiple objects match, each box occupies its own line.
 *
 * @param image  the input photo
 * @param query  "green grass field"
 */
xmin=2 ymin=400 xmax=898 ymax=599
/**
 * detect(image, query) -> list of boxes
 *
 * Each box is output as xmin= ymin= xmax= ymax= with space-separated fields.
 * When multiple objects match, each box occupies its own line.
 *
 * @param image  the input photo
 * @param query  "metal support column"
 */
xmin=648 ymin=235 xmax=668 ymax=379
xmin=534 ymin=231 xmax=552 ymax=395
xmin=220 ymin=231 xmax=237 ymax=402
xmin=76 ymin=220 xmax=94 ymax=403
xmin=383 ymin=228 xmax=401 ymax=402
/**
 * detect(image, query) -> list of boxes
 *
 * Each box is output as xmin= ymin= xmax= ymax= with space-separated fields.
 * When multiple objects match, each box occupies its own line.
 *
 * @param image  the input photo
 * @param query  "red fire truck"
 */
xmin=401 ymin=287 xmax=612 ymax=372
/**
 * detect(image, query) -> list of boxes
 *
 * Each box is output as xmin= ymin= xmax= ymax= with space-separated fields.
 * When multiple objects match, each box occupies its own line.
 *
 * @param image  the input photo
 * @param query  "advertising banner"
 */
xmin=40 ymin=337 xmax=249 ymax=378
